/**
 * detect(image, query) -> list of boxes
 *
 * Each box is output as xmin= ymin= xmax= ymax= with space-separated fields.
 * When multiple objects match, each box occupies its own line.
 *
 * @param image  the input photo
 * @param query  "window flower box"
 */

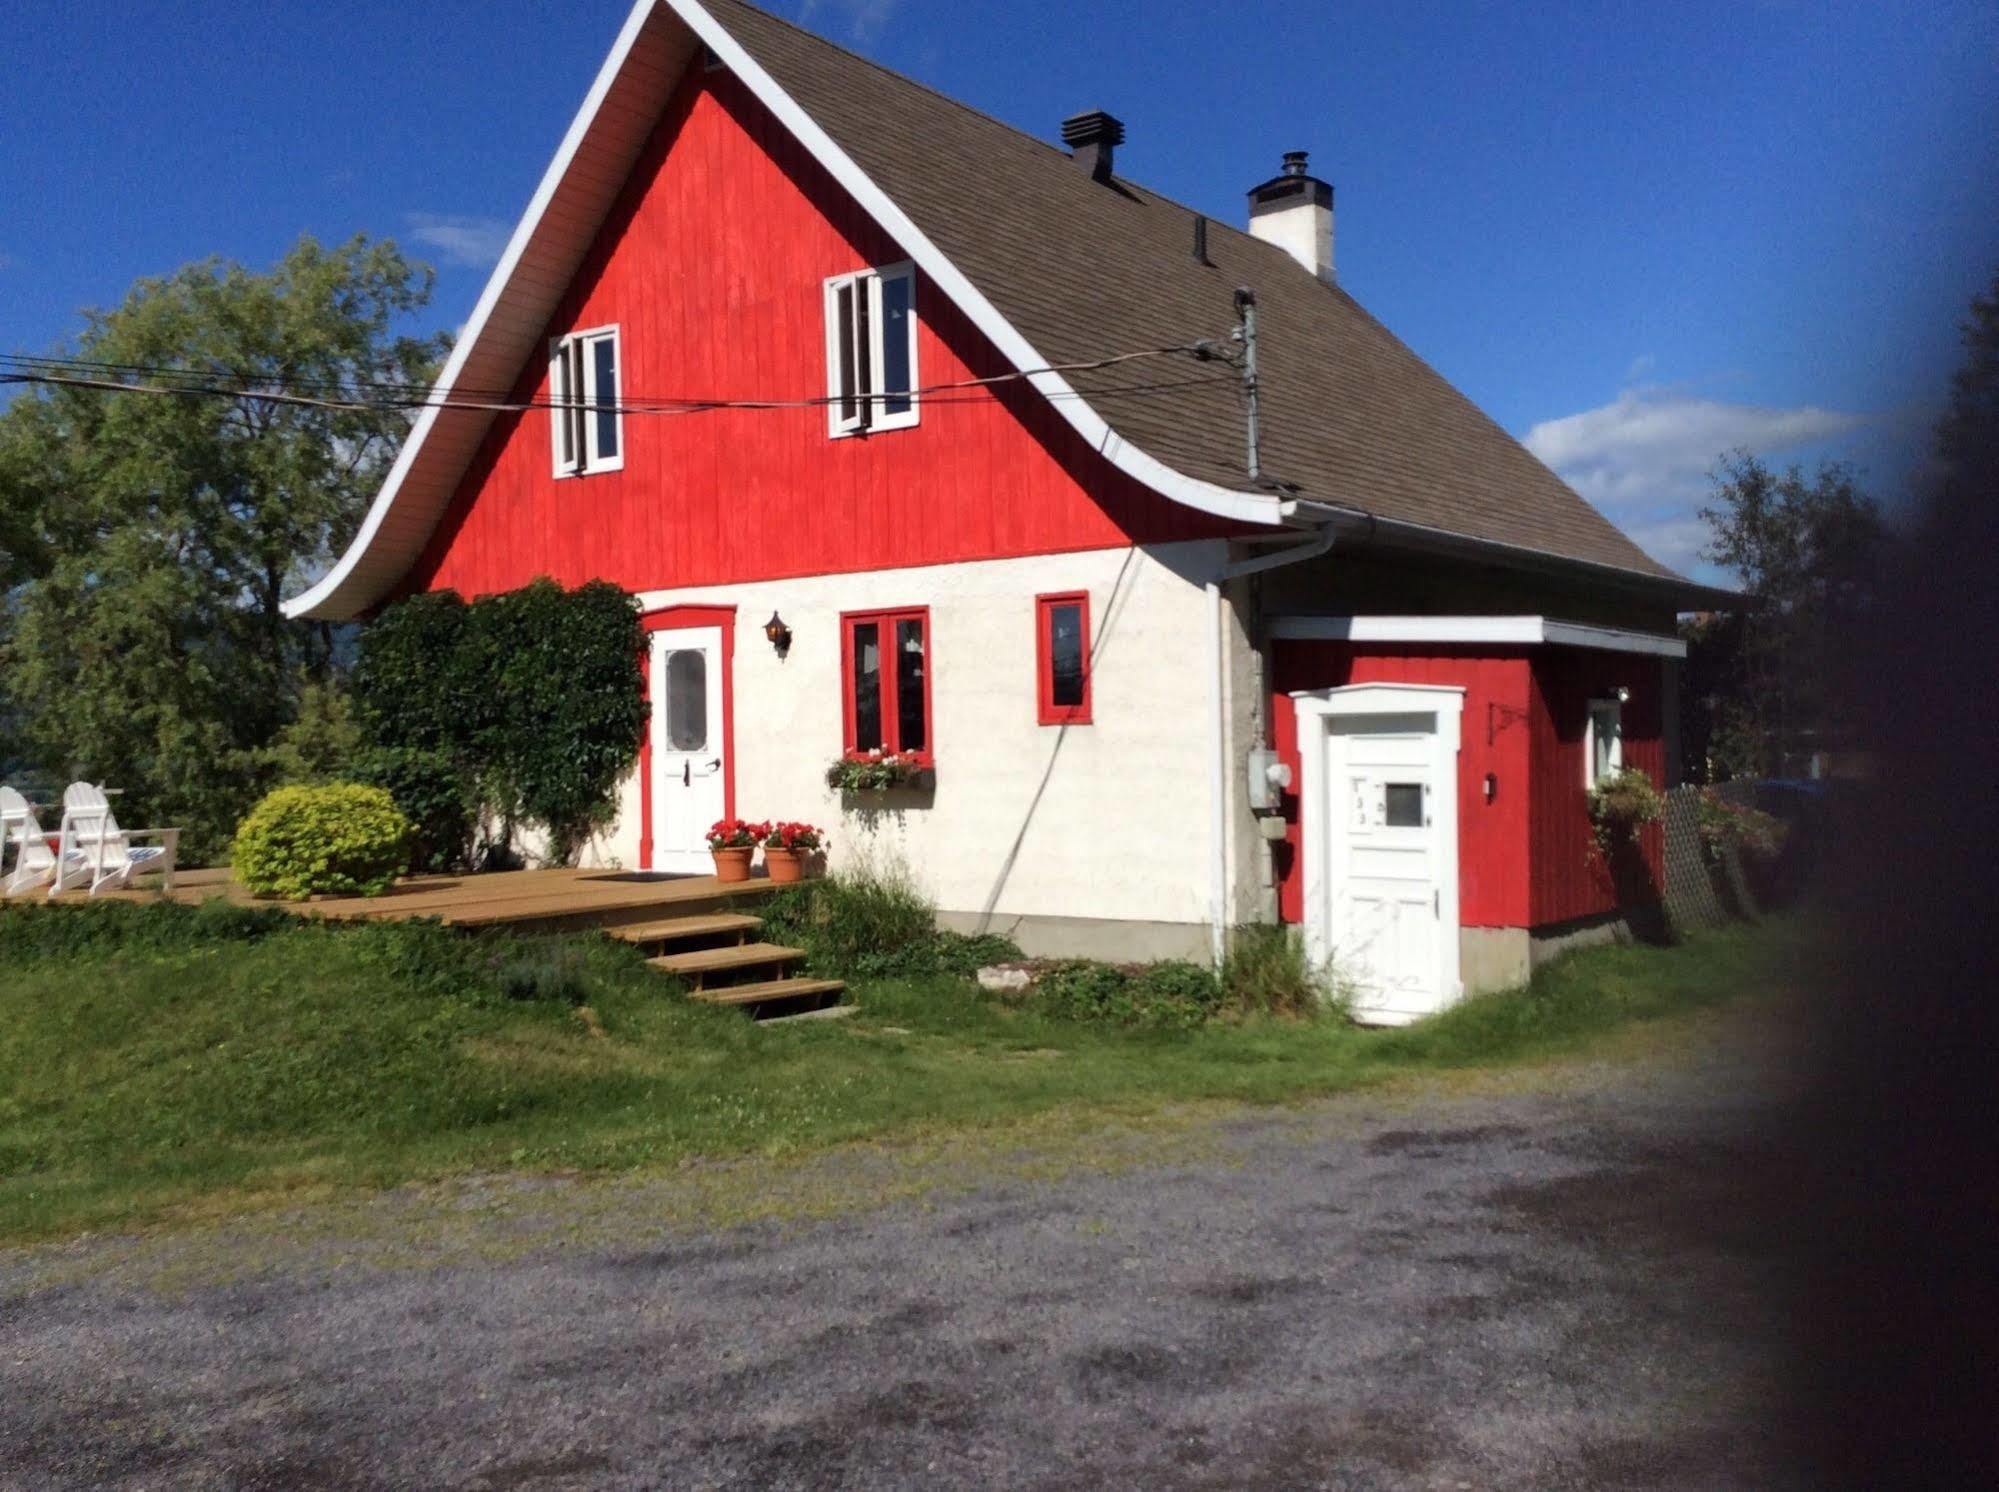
xmin=825 ymin=751 xmax=931 ymax=793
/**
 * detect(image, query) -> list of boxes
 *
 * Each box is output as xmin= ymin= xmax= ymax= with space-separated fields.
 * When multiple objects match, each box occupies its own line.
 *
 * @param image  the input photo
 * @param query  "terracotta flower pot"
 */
xmin=763 ymin=846 xmax=804 ymax=884
xmin=711 ymin=845 xmax=753 ymax=883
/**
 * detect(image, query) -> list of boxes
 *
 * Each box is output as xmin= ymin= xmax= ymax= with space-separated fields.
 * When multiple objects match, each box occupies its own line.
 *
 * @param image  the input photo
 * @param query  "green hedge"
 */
xmin=350 ymin=579 xmax=645 ymax=866
xmin=232 ymin=783 xmax=412 ymax=900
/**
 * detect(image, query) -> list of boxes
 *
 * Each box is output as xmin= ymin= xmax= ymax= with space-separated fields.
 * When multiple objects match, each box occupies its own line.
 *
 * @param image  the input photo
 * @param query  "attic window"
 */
xmin=824 ymin=264 xmax=918 ymax=436
xmin=549 ymin=325 xmax=622 ymax=477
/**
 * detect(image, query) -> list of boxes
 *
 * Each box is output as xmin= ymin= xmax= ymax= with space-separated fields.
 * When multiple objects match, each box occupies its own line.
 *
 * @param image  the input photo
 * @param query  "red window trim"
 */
xmin=1035 ymin=591 xmax=1093 ymax=726
xmin=839 ymin=606 xmax=934 ymax=763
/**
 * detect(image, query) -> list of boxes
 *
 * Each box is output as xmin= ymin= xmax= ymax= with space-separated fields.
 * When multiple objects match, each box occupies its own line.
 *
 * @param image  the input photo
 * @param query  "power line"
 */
xmin=0 ymin=342 xmax=1237 ymax=420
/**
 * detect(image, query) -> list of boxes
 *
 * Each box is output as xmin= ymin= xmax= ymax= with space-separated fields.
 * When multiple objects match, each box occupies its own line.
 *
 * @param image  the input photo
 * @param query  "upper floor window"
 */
xmin=1585 ymin=698 xmax=1623 ymax=787
xmin=824 ymin=264 xmax=917 ymax=436
xmin=1035 ymin=592 xmax=1092 ymax=725
xmin=550 ymin=325 xmax=622 ymax=477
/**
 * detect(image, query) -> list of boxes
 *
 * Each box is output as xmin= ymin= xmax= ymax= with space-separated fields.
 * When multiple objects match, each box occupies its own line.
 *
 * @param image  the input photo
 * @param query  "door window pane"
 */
xmin=665 ymin=649 xmax=706 ymax=751
xmin=895 ymin=618 xmax=927 ymax=753
xmin=850 ymin=621 xmax=882 ymax=750
xmin=1384 ymin=782 xmax=1423 ymax=827
xmin=1047 ymin=602 xmax=1084 ymax=707
xmin=591 ymin=335 xmax=619 ymax=459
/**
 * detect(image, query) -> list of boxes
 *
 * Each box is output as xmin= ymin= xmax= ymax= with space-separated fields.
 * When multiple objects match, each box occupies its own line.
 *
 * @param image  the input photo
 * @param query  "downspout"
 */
xmin=1205 ymin=525 xmax=1337 ymax=965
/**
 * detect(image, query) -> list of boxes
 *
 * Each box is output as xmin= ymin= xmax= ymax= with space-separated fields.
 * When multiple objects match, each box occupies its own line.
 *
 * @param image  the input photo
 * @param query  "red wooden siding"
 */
xmin=1269 ymin=644 xmax=1535 ymax=930
xmin=405 ymin=65 xmax=1231 ymax=603
xmin=1527 ymin=652 xmax=1667 ymax=926
xmin=1272 ymin=643 xmax=1669 ymax=933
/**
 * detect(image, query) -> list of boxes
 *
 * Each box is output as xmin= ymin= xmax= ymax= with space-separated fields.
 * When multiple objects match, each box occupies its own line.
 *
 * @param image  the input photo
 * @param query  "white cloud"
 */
xmin=798 ymin=0 xmax=902 ymax=42
xmin=1522 ymin=386 xmax=1868 ymax=572
xmin=403 ymin=212 xmax=513 ymax=270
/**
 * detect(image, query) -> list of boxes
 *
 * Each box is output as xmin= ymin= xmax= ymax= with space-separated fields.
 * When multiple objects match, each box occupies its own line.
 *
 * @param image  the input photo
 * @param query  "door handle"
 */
xmin=682 ymin=761 xmax=690 ymax=786
xmin=705 ymin=758 xmax=721 ymax=771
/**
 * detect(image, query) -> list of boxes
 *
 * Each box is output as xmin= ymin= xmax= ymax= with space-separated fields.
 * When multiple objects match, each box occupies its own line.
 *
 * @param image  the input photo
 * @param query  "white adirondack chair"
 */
xmin=52 ymin=783 xmax=179 ymax=896
xmin=2 ymin=785 xmax=86 ymax=897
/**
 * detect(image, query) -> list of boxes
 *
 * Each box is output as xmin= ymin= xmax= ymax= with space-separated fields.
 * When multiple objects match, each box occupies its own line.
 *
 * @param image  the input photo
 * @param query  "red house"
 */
xmin=287 ymin=0 xmax=1724 ymax=1022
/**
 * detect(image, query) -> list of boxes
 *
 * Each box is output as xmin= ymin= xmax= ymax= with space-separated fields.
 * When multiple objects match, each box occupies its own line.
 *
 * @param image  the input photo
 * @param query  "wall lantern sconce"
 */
xmin=1483 ymin=772 xmax=1498 ymax=803
xmin=1615 ymin=685 xmax=1631 ymax=703
xmin=763 ymin=611 xmax=792 ymax=655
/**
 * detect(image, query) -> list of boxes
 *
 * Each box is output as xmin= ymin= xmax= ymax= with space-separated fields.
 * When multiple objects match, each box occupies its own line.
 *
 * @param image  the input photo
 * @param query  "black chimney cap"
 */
xmin=1060 ymin=110 xmax=1125 ymax=149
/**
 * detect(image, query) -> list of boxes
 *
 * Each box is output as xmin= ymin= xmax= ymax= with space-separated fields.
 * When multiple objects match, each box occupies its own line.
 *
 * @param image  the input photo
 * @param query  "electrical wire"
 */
xmin=0 ymin=342 xmax=1237 ymax=419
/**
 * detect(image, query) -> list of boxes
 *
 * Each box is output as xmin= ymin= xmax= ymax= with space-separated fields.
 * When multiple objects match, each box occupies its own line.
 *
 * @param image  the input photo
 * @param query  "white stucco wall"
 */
xmin=591 ymin=541 xmax=1228 ymax=932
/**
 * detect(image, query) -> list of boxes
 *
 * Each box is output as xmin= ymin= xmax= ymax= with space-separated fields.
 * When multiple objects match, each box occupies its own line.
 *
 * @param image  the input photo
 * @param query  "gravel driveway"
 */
xmin=0 ymin=1009 xmax=1799 ymax=1490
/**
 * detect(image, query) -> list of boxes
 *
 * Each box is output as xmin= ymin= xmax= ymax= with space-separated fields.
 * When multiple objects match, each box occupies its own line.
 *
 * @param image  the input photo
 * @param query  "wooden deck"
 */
xmin=88 ymin=866 xmax=843 ymax=1015
xmin=107 ymin=866 xmax=783 ymax=931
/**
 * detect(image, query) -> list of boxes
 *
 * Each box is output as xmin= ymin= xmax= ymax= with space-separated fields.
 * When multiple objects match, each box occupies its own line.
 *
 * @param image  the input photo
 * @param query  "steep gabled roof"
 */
xmin=287 ymin=0 xmax=1692 ymax=621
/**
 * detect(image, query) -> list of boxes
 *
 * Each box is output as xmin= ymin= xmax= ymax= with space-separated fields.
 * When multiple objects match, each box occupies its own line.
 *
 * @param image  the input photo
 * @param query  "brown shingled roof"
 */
xmin=707 ymin=0 xmax=1680 ymax=581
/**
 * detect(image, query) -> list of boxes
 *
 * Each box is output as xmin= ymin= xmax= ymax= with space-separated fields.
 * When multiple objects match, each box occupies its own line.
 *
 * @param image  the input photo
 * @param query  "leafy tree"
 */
xmin=1692 ymin=453 xmax=1886 ymax=779
xmin=1934 ymin=269 xmax=1998 ymax=507
xmin=0 ymin=235 xmax=448 ymax=860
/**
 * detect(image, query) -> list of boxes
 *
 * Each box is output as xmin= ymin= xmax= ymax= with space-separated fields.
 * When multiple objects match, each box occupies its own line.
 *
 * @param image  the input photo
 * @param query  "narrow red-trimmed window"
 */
xmin=841 ymin=607 xmax=931 ymax=760
xmin=1036 ymin=592 xmax=1092 ymax=725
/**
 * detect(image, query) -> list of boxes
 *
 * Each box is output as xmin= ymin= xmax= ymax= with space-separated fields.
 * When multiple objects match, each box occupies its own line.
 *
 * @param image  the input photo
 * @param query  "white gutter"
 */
xmin=1203 ymin=526 xmax=1337 ymax=965
xmin=1267 ymin=613 xmax=1687 ymax=658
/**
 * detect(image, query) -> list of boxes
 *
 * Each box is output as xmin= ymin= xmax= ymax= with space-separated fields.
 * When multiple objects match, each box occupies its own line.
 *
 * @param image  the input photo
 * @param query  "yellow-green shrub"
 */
xmin=232 ymin=784 xmax=412 ymax=900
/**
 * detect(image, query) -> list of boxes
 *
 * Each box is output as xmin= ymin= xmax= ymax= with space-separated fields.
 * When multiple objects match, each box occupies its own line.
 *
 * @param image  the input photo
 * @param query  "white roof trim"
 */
xmin=285 ymin=0 xmax=1283 ymax=621
xmin=1269 ymin=614 xmax=1687 ymax=658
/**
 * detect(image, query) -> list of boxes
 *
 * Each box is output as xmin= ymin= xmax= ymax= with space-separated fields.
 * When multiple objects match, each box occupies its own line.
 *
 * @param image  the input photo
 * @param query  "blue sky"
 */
xmin=4 ymin=0 xmax=1994 ymax=580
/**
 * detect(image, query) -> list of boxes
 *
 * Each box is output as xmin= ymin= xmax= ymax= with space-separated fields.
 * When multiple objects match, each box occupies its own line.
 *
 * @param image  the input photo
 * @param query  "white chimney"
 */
xmin=1247 ymin=151 xmax=1334 ymax=280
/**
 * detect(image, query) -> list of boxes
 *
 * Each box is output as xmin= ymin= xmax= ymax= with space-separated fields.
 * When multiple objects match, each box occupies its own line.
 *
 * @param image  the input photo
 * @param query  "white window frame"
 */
xmin=823 ymin=262 xmax=918 ymax=438
xmin=1585 ymin=698 xmax=1624 ymax=787
xmin=549 ymin=324 xmax=623 ymax=478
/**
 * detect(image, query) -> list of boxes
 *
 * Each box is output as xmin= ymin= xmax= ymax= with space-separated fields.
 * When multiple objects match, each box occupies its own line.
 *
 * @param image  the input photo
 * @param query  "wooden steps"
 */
xmin=608 ymin=912 xmax=763 ymax=946
xmin=619 ymin=908 xmax=846 ymax=1016
xmin=647 ymin=941 xmax=804 ymax=981
xmin=685 ymin=976 xmax=847 ymax=1008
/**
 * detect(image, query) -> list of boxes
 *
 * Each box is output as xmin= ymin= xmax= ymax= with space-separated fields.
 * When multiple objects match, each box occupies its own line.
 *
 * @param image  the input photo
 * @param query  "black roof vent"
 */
xmin=1060 ymin=109 xmax=1124 ymax=183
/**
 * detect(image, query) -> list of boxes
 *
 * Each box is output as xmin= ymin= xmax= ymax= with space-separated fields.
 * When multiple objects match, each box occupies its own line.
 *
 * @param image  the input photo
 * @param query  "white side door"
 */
xmin=1328 ymin=713 xmax=1446 ymax=1021
xmin=650 ymin=626 xmax=727 ymax=873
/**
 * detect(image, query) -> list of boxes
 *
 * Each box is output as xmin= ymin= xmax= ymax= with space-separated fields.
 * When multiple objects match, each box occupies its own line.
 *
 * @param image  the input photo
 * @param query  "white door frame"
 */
xmin=649 ymin=624 xmax=728 ymax=874
xmin=1292 ymin=682 xmax=1465 ymax=1020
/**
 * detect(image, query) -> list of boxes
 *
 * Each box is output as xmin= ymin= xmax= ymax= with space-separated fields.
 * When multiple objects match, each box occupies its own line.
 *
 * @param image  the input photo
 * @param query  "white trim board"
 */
xmin=1268 ymin=614 xmax=1686 ymax=658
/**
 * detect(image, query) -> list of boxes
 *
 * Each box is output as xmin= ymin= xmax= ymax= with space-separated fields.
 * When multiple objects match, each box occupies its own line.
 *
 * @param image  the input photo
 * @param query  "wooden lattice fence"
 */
xmin=1661 ymin=784 xmax=1760 ymax=936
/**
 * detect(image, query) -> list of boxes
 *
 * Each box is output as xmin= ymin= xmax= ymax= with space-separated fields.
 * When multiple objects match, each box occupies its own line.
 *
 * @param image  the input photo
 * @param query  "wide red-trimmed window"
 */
xmin=1036 ymin=592 xmax=1092 ymax=725
xmin=841 ymin=607 xmax=931 ymax=759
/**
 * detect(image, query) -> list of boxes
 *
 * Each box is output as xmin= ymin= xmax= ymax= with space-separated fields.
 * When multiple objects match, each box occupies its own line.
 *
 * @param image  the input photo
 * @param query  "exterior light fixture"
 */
xmin=764 ymin=611 xmax=792 ymax=653
xmin=1615 ymin=685 xmax=1631 ymax=703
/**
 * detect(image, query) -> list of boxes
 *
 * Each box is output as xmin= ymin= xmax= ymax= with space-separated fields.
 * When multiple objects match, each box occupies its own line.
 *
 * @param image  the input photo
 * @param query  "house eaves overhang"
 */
xmin=1268 ymin=614 xmax=1689 ymax=658
xmin=283 ymin=0 xmax=1287 ymax=622
xmin=1284 ymin=499 xmax=1740 ymax=612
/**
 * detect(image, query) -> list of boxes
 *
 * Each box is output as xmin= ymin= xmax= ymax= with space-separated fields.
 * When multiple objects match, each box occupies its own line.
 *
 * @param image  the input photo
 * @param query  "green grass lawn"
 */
xmin=0 ymin=904 xmax=1788 ymax=1243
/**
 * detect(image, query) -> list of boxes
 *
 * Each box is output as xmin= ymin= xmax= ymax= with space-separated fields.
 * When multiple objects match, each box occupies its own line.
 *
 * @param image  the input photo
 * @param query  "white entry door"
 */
xmin=1294 ymin=683 xmax=1464 ymax=1026
xmin=1329 ymin=715 xmax=1445 ymax=1020
xmin=650 ymin=625 xmax=727 ymax=873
